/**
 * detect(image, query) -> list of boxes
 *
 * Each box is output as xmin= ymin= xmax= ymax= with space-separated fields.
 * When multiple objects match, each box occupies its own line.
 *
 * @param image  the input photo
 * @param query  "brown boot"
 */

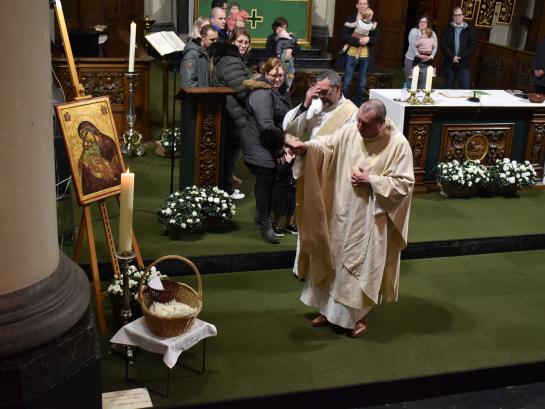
xmin=311 ymin=314 xmax=329 ymax=327
xmin=349 ymin=316 xmax=368 ymax=337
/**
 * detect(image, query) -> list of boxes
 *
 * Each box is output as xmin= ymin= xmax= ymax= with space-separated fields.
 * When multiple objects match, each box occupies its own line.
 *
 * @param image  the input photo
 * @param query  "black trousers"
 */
xmin=245 ymin=162 xmax=276 ymax=218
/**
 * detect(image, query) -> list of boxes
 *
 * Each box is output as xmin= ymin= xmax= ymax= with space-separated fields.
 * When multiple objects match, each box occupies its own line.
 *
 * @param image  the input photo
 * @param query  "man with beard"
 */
xmin=283 ymin=69 xmax=358 ymax=276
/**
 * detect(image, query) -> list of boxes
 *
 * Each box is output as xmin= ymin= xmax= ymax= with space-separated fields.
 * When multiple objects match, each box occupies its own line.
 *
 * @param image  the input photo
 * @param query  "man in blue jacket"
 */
xmin=440 ymin=6 xmax=476 ymax=89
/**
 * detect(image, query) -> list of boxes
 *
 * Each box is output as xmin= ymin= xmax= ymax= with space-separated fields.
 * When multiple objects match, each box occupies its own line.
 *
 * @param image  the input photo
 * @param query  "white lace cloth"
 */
xmin=110 ymin=317 xmax=217 ymax=368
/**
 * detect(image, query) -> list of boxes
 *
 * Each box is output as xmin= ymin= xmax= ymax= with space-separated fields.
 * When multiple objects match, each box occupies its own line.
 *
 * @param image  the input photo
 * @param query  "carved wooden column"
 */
xmin=526 ymin=113 xmax=545 ymax=179
xmin=177 ymin=87 xmax=236 ymax=189
xmin=406 ymin=111 xmax=434 ymax=193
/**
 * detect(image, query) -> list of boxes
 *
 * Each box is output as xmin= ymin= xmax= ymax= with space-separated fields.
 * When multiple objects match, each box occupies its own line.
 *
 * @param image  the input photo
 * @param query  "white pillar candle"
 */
xmin=119 ymin=169 xmax=134 ymax=252
xmin=128 ymin=21 xmax=136 ymax=72
xmin=425 ymin=66 xmax=434 ymax=92
xmin=410 ymin=65 xmax=419 ymax=92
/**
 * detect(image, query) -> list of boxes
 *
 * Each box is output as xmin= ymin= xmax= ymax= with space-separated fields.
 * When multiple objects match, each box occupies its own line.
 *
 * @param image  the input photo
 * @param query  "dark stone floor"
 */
xmin=362 ymin=382 xmax=545 ymax=409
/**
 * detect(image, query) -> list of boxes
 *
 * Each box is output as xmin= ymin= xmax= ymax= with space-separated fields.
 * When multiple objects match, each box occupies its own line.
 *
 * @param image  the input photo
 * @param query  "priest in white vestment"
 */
xmin=282 ymin=70 xmax=358 ymax=276
xmin=288 ymin=100 xmax=414 ymax=337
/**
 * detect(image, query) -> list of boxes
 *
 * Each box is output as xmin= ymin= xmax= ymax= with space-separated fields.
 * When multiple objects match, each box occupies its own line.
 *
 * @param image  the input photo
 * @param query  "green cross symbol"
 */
xmin=247 ymin=8 xmax=264 ymax=30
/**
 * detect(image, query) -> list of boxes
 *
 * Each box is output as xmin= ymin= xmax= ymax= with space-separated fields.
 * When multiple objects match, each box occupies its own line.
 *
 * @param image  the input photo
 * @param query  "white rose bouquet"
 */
xmin=157 ymin=186 xmax=236 ymax=236
xmin=107 ymin=265 xmax=167 ymax=300
xmin=436 ymin=160 xmax=489 ymax=188
xmin=488 ymin=158 xmax=537 ymax=189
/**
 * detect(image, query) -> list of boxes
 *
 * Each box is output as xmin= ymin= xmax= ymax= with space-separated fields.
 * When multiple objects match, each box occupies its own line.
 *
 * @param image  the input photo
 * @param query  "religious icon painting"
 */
xmin=55 ymin=96 xmax=126 ymax=205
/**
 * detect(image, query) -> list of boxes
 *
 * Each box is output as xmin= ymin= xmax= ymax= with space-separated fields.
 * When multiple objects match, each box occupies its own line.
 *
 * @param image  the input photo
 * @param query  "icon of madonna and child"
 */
xmin=77 ymin=120 xmax=122 ymax=196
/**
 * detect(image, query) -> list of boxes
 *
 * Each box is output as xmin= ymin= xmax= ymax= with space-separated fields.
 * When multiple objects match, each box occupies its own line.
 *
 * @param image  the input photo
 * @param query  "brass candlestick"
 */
xmin=111 ymin=250 xmax=136 ymax=365
xmin=421 ymin=90 xmax=435 ymax=105
xmin=122 ymin=71 xmax=145 ymax=157
xmin=406 ymin=90 xmax=421 ymax=105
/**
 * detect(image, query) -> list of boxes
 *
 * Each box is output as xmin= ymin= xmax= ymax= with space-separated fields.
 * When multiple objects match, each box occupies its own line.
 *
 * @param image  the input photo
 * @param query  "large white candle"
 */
xmin=128 ymin=21 xmax=136 ymax=72
xmin=119 ymin=169 xmax=134 ymax=252
xmin=410 ymin=65 xmax=420 ymax=92
xmin=425 ymin=66 xmax=434 ymax=92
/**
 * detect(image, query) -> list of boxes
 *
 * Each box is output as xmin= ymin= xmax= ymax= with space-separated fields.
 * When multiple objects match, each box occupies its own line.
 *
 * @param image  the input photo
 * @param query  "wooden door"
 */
xmin=372 ymin=0 xmax=409 ymax=69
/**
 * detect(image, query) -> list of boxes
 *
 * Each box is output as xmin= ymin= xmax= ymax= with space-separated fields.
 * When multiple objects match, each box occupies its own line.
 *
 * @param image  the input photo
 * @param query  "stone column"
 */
xmin=0 ymin=2 xmax=100 ymax=407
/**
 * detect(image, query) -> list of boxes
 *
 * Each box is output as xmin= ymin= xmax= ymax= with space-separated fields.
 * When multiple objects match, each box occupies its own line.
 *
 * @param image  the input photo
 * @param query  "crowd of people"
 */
xmin=173 ymin=2 xmax=533 ymax=335
xmin=177 ymin=1 xmax=482 ymax=247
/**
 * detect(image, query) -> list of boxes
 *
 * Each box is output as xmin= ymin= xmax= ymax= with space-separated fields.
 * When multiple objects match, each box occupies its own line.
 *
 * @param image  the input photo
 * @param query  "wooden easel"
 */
xmin=54 ymin=0 xmax=143 ymax=333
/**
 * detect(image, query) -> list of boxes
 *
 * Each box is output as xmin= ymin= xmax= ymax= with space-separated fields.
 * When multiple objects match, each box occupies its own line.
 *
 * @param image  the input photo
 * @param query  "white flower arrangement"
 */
xmin=157 ymin=185 xmax=236 ymax=236
xmin=488 ymin=158 xmax=536 ymax=189
xmin=436 ymin=160 xmax=489 ymax=188
xmin=107 ymin=265 xmax=167 ymax=300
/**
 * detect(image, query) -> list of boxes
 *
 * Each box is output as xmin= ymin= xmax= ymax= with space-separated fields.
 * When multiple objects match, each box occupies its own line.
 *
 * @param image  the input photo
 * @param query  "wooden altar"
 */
xmin=370 ymin=89 xmax=545 ymax=192
xmin=52 ymin=30 xmax=153 ymax=141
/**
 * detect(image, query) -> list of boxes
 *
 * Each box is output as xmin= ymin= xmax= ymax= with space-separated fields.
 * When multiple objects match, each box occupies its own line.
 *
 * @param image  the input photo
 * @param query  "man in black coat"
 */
xmin=440 ymin=6 xmax=476 ymax=89
xmin=532 ymin=37 xmax=545 ymax=93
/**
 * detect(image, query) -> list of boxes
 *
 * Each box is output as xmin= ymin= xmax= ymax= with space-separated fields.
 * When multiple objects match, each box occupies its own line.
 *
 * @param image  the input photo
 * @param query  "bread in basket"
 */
xmin=138 ymin=255 xmax=202 ymax=337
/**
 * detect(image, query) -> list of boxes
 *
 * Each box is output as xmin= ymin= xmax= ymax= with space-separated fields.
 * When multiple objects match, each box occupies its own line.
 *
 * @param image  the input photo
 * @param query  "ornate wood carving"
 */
xmin=81 ymin=72 xmax=124 ymax=104
xmin=476 ymin=42 xmax=535 ymax=92
xmin=526 ymin=114 xmax=545 ymax=179
xmin=407 ymin=113 xmax=433 ymax=193
xmin=440 ymin=124 xmax=514 ymax=166
xmin=198 ymin=112 xmax=218 ymax=186
xmin=480 ymin=49 xmax=506 ymax=79
xmin=462 ymin=0 xmax=515 ymax=27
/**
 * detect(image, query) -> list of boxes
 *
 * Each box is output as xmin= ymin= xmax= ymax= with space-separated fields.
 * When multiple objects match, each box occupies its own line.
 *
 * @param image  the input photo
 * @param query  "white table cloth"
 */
xmin=369 ymin=89 xmax=544 ymax=131
xmin=111 ymin=317 xmax=217 ymax=368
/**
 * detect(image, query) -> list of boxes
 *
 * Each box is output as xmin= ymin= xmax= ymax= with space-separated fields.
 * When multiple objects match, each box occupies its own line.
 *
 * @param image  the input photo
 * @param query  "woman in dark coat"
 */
xmin=241 ymin=58 xmax=291 ymax=243
xmin=209 ymin=27 xmax=252 ymax=199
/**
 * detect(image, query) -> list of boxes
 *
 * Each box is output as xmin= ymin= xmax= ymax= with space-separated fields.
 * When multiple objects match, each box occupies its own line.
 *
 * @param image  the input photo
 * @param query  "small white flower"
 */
xmin=192 ymin=211 xmax=197 ymax=216
xmin=181 ymin=223 xmax=187 ymax=228
xmin=170 ymin=219 xmax=176 ymax=224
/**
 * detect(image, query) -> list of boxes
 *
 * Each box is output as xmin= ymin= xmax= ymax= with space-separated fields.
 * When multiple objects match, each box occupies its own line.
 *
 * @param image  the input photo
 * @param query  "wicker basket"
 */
xmin=528 ymin=93 xmax=545 ymax=103
xmin=138 ymin=255 xmax=202 ymax=337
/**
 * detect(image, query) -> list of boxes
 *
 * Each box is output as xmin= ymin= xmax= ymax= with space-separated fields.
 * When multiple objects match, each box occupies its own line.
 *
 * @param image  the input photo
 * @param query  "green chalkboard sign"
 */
xmin=194 ymin=0 xmax=312 ymax=47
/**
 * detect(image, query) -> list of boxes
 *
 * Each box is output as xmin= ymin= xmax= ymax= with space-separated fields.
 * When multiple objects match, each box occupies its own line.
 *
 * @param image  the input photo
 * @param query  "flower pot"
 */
xmin=439 ymin=184 xmax=480 ymax=198
xmin=484 ymin=184 xmax=519 ymax=197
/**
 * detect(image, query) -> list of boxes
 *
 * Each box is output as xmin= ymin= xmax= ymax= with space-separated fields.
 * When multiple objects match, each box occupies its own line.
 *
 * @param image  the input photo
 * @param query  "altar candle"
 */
xmin=425 ymin=66 xmax=434 ymax=92
xmin=119 ymin=169 xmax=134 ymax=253
xmin=128 ymin=21 xmax=136 ymax=72
xmin=410 ymin=65 xmax=419 ymax=92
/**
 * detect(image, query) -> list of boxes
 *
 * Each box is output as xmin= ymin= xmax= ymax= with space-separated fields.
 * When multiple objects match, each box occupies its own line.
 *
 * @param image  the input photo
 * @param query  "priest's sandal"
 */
xmin=311 ymin=314 xmax=329 ymax=327
xmin=349 ymin=317 xmax=368 ymax=337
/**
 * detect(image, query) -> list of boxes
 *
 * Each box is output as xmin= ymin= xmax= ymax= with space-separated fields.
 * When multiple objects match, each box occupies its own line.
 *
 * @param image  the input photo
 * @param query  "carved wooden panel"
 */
xmin=476 ymin=42 xmax=535 ymax=92
xmin=440 ymin=124 xmax=514 ymax=166
xmin=526 ymin=114 xmax=545 ymax=179
xmin=407 ymin=113 xmax=433 ymax=193
xmin=81 ymin=72 xmax=124 ymax=104
xmin=194 ymin=98 xmax=222 ymax=186
xmin=462 ymin=0 xmax=516 ymax=27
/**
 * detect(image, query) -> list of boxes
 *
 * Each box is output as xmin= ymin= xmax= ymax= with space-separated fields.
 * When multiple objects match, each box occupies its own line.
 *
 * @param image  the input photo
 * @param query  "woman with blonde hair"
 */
xmin=241 ymin=58 xmax=291 ymax=243
xmin=191 ymin=16 xmax=210 ymax=38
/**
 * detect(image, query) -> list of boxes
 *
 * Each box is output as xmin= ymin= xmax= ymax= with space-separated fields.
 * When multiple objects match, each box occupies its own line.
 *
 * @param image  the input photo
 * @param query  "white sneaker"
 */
xmin=229 ymin=191 xmax=245 ymax=200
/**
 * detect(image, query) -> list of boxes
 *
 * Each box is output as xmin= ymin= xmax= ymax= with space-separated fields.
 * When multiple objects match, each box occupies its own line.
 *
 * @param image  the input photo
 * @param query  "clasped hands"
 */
xmin=351 ymin=167 xmax=371 ymax=187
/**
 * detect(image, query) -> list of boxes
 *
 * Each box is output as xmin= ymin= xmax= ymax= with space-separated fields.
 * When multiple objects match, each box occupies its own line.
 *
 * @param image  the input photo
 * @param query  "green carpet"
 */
xmin=100 ymin=250 xmax=545 ymax=407
xmin=58 ymin=152 xmax=545 ymax=263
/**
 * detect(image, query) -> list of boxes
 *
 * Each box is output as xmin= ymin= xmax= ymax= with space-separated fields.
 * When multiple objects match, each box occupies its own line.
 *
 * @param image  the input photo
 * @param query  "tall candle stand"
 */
xmin=110 ymin=250 xmax=136 ymax=366
xmin=421 ymin=90 xmax=435 ymax=105
xmin=122 ymin=71 xmax=145 ymax=157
